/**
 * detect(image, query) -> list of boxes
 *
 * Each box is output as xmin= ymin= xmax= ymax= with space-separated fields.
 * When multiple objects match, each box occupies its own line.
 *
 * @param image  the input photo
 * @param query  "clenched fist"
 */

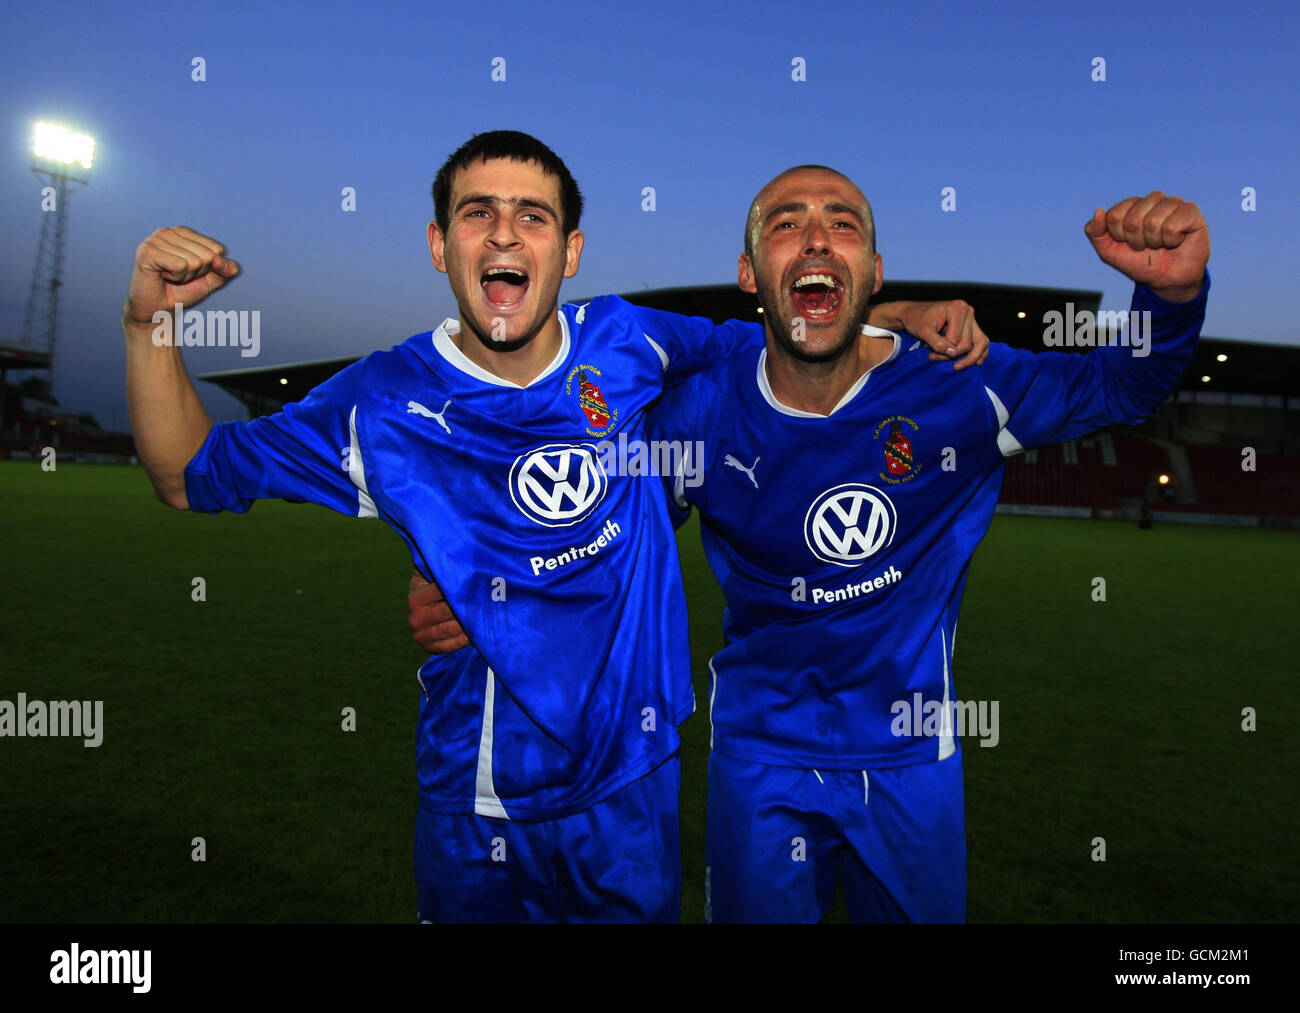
xmin=1085 ymin=192 xmax=1208 ymax=303
xmin=123 ymin=226 xmax=240 ymax=333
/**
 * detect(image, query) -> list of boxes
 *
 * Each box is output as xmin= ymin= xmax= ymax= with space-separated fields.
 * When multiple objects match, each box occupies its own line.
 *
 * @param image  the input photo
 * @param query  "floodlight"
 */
xmin=33 ymin=121 xmax=95 ymax=171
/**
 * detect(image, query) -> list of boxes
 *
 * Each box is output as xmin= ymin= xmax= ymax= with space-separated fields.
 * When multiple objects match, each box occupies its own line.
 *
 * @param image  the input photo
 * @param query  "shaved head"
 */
xmin=744 ymin=165 xmax=876 ymax=259
xmin=737 ymin=163 xmax=884 ymax=365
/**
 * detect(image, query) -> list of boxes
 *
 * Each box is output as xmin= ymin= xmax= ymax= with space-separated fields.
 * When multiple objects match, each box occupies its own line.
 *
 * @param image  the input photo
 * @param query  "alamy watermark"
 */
xmin=595 ymin=434 xmax=705 ymax=488
xmin=152 ymin=301 xmax=260 ymax=357
xmin=0 ymin=693 xmax=103 ymax=747
xmin=50 ymin=944 xmax=150 ymax=992
xmin=1043 ymin=305 xmax=1151 ymax=358
xmin=890 ymin=692 xmax=999 ymax=747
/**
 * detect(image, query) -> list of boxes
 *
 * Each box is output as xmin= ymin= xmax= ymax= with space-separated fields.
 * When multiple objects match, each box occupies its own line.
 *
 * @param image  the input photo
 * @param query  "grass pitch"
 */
xmin=1 ymin=461 xmax=1296 ymax=922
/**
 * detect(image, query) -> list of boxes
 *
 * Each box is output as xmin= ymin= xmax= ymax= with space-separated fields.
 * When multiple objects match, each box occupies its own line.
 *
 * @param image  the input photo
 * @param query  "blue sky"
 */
xmin=1 ymin=0 xmax=1296 ymax=425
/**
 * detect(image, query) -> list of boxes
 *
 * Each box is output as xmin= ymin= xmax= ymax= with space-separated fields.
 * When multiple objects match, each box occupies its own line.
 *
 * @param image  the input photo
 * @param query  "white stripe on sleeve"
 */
xmin=347 ymin=405 xmax=378 ymax=518
xmin=984 ymin=385 xmax=1025 ymax=458
xmin=643 ymin=332 xmax=669 ymax=371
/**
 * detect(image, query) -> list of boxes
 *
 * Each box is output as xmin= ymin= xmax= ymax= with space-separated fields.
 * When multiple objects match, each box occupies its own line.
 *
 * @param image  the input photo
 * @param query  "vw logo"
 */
xmin=509 ymin=443 xmax=608 ymax=527
xmin=803 ymin=483 xmax=897 ymax=566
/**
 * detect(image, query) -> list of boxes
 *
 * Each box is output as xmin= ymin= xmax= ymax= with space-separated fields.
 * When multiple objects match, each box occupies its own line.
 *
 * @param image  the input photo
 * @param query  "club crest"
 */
xmin=873 ymin=415 xmax=922 ymax=485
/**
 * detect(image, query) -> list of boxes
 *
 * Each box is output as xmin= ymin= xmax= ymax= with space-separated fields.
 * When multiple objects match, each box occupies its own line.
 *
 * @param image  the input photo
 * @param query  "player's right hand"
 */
xmin=911 ymin=299 xmax=989 ymax=370
xmin=123 ymin=226 xmax=240 ymax=330
xmin=409 ymin=569 xmax=470 ymax=653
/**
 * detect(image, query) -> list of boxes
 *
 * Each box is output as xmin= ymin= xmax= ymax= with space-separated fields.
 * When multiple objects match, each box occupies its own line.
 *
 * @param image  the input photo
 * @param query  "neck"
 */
xmin=764 ymin=325 xmax=895 ymax=416
xmin=452 ymin=310 xmax=563 ymax=386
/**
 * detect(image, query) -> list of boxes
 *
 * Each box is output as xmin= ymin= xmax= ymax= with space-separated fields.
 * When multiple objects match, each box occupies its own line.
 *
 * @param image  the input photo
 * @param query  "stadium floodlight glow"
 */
xmin=1201 ymin=375 xmax=1211 ymax=383
xmin=21 ymin=118 xmax=96 ymax=400
xmin=33 ymin=122 xmax=95 ymax=171
xmin=1216 ymin=353 xmax=1228 ymax=363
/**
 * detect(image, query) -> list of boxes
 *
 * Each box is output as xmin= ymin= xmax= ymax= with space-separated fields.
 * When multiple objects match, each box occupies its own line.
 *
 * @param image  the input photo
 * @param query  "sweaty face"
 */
xmin=429 ymin=158 xmax=581 ymax=349
xmin=741 ymin=169 xmax=882 ymax=361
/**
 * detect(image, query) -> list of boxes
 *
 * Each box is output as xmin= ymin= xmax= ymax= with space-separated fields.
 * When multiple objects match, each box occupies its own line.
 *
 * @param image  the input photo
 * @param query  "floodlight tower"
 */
xmin=21 ymin=121 xmax=95 ymax=402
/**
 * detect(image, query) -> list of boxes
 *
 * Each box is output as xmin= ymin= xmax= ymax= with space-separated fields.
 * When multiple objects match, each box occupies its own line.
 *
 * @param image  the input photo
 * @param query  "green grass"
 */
xmin=1 ymin=461 xmax=1296 ymax=922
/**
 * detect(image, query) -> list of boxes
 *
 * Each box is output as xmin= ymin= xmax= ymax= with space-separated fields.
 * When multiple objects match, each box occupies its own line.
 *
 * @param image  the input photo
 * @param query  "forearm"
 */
xmin=865 ymin=301 xmax=912 ymax=330
xmin=1098 ymin=277 xmax=1208 ymax=421
xmin=124 ymin=320 xmax=213 ymax=509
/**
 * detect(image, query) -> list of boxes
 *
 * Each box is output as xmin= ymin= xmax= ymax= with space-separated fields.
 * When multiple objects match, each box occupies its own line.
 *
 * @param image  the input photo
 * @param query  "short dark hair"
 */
xmin=431 ymin=130 xmax=584 ymax=236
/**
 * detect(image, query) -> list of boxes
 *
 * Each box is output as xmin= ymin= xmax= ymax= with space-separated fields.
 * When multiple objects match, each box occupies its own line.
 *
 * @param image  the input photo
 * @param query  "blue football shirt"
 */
xmin=651 ymin=280 xmax=1208 ymax=770
xmin=185 ymin=296 xmax=757 ymax=819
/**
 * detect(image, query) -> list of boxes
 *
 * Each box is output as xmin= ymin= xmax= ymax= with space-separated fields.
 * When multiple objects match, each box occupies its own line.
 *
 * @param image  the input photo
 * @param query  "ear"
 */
xmin=738 ymin=252 xmax=757 ymax=294
xmin=427 ymin=221 xmax=448 ymax=274
xmin=563 ymin=228 xmax=585 ymax=278
xmin=871 ymin=252 xmax=884 ymax=296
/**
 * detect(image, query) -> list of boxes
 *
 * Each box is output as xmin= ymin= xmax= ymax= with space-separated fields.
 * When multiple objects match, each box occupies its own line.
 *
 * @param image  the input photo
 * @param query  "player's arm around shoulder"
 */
xmin=869 ymin=300 xmax=990 ymax=370
xmin=616 ymin=296 xmax=765 ymax=384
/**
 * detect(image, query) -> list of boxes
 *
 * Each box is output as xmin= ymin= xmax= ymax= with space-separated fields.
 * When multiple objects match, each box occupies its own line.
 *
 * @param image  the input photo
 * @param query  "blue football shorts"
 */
xmin=705 ymin=748 xmax=966 ymax=923
xmin=415 ymin=751 xmax=681 ymax=923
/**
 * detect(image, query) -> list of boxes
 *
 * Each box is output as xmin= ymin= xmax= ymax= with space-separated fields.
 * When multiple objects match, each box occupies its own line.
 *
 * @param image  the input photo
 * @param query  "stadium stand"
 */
xmin=0 ymin=396 xmax=134 ymax=462
xmin=1000 ymin=429 xmax=1176 ymax=512
xmin=1177 ymin=443 xmax=1300 ymax=518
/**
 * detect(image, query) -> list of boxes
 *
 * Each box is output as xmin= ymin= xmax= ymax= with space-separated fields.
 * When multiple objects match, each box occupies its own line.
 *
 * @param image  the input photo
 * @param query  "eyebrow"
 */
xmin=763 ymin=201 xmax=865 ymax=225
xmin=454 ymin=193 xmax=559 ymax=219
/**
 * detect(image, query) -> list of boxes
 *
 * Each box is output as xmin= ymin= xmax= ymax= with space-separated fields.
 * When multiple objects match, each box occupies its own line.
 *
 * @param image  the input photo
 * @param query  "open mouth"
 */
xmin=480 ymin=266 xmax=530 ymax=309
xmin=790 ymin=270 xmax=843 ymax=319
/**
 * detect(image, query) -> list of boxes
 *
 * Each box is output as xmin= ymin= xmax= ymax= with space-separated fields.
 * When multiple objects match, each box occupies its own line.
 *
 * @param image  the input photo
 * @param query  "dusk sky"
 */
xmin=2 ymin=0 xmax=1295 ymax=427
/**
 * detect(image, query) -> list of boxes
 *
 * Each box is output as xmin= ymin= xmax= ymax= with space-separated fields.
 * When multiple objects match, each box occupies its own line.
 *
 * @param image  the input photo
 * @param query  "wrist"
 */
xmin=1147 ymin=275 xmax=1205 ymax=305
xmin=122 ymin=310 xmax=172 ymax=350
xmin=867 ymin=300 xmax=908 ymax=330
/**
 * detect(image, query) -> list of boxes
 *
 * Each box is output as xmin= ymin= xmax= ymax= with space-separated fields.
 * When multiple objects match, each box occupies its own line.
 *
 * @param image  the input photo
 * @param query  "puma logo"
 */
xmin=724 ymin=454 xmax=760 ymax=489
xmin=407 ymin=399 xmax=452 ymax=435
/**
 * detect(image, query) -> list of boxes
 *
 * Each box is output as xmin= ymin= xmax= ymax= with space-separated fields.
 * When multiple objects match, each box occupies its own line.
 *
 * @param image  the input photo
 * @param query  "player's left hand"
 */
xmin=896 ymin=300 xmax=990 ymax=369
xmin=409 ymin=570 xmax=469 ymax=653
xmin=1085 ymin=191 xmax=1209 ymax=303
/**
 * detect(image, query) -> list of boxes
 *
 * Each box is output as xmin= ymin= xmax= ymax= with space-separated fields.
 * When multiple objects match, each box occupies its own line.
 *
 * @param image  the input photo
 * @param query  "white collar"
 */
xmin=756 ymin=325 xmax=901 ymax=417
xmin=431 ymin=312 xmax=571 ymax=389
